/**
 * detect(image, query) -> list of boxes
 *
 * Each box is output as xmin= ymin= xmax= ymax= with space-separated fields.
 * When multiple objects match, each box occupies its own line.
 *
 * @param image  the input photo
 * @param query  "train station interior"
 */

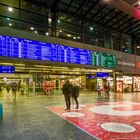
xmin=0 ymin=0 xmax=140 ymax=140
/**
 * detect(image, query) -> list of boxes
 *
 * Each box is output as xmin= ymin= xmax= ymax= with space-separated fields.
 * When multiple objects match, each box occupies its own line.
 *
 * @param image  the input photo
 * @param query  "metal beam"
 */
xmin=51 ymin=0 xmax=61 ymax=10
xmin=130 ymin=30 xmax=140 ymax=36
xmin=121 ymin=20 xmax=139 ymax=32
xmin=28 ymin=0 xmax=50 ymax=7
xmin=64 ymin=0 xmax=74 ymax=12
xmin=74 ymin=0 xmax=88 ymax=16
xmin=126 ymin=24 xmax=140 ymax=33
xmin=86 ymin=8 xmax=115 ymax=27
xmin=110 ymin=14 xmax=128 ymax=26
xmin=98 ymin=8 xmax=115 ymax=21
xmin=89 ymin=4 xmax=107 ymax=21
xmin=103 ymin=0 xmax=140 ymax=20
xmin=82 ymin=0 xmax=100 ymax=20
xmin=104 ymin=11 xmax=122 ymax=24
xmin=115 ymin=17 xmax=134 ymax=29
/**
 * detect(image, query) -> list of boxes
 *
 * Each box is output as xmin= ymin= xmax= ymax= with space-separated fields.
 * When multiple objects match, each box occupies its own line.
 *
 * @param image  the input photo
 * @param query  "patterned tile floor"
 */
xmin=48 ymin=101 xmax=140 ymax=140
xmin=0 ymin=91 xmax=140 ymax=140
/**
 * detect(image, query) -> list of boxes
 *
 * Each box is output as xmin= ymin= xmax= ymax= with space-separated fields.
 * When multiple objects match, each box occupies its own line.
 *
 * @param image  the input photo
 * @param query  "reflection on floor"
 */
xmin=48 ymin=101 xmax=140 ymax=140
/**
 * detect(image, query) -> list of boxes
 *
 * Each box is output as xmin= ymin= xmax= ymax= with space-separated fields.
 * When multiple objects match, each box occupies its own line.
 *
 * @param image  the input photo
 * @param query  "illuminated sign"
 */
xmin=0 ymin=66 xmax=14 ymax=73
xmin=96 ymin=72 xmax=110 ymax=78
xmin=92 ymin=52 xmax=116 ymax=68
xmin=86 ymin=75 xmax=94 ymax=79
xmin=0 ymin=35 xmax=91 ymax=65
xmin=136 ymin=62 xmax=140 ymax=68
xmin=118 ymin=61 xmax=135 ymax=67
xmin=0 ymin=35 xmax=116 ymax=68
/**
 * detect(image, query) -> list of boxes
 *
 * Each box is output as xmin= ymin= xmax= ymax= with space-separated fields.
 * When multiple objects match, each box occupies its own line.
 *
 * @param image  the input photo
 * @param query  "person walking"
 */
xmin=11 ymin=82 xmax=17 ymax=100
xmin=72 ymin=83 xmax=80 ymax=109
xmin=96 ymin=82 xmax=102 ymax=98
xmin=103 ymin=79 xmax=110 ymax=99
xmin=0 ymin=83 xmax=2 ymax=96
xmin=62 ymin=80 xmax=73 ymax=110
xmin=6 ymin=84 xmax=10 ymax=94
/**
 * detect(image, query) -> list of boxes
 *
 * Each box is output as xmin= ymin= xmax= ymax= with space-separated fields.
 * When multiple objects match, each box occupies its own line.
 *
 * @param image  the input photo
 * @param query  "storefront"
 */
xmin=133 ymin=76 xmax=140 ymax=92
xmin=123 ymin=75 xmax=133 ymax=93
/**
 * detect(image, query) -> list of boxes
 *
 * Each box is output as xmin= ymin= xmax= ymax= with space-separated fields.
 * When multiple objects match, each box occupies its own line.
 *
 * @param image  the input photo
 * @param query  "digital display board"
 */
xmin=92 ymin=52 xmax=116 ymax=68
xmin=96 ymin=72 xmax=110 ymax=78
xmin=0 ymin=66 xmax=15 ymax=73
xmin=0 ymin=35 xmax=91 ymax=65
xmin=0 ymin=35 xmax=116 ymax=68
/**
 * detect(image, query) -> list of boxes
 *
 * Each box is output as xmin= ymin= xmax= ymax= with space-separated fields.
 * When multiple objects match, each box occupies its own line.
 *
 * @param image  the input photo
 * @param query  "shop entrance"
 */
xmin=0 ymin=60 xmax=114 ymax=98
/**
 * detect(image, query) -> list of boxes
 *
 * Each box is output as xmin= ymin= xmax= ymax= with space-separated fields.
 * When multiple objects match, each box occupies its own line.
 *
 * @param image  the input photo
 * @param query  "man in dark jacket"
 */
xmin=62 ymin=80 xmax=73 ymax=110
xmin=72 ymin=83 xmax=80 ymax=109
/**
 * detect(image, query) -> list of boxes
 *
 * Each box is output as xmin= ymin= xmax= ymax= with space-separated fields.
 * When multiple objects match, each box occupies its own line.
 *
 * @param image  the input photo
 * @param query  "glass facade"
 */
xmin=0 ymin=0 xmax=139 ymax=55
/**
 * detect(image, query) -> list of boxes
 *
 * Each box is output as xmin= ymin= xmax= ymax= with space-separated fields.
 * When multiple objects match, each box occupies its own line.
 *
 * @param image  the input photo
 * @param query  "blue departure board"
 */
xmin=0 ymin=35 xmax=116 ymax=68
xmin=0 ymin=66 xmax=15 ymax=73
xmin=0 ymin=35 xmax=91 ymax=65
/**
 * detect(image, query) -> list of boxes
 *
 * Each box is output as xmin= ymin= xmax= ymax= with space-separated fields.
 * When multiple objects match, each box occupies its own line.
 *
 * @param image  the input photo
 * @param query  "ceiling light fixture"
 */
xmin=30 ymin=27 xmax=34 ymax=30
xmin=90 ymin=27 xmax=93 ymax=31
xmin=8 ymin=7 xmax=13 ymax=12
xmin=34 ymin=31 xmax=38 ymax=34
xmin=67 ymin=34 xmax=71 ymax=37
xmin=6 ymin=18 xmax=10 ymax=20
xmin=46 ymin=32 xmax=49 ymax=36
xmin=48 ymin=18 xmax=51 ymax=23
xmin=9 ymin=23 xmax=12 ymax=26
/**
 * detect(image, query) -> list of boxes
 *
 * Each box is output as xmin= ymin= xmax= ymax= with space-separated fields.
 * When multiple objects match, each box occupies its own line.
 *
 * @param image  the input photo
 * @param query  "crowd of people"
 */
xmin=62 ymin=80 xmax=80 ymax=110
xmin=0 ymin=81 xmax=25 ymax=100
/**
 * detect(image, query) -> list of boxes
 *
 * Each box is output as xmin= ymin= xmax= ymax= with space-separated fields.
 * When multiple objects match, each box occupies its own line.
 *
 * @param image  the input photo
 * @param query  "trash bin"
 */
xmin=0 ymin=103 xmax=3 ymax=120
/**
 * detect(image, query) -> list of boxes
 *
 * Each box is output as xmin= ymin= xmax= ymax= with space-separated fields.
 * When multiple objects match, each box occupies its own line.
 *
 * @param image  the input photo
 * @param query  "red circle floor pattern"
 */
xmin=47 ymin=101 xmax=140 ymax=140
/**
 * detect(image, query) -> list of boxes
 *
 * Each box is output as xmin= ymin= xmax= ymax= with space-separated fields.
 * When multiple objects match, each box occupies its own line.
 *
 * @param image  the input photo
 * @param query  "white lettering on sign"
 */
xmin=117 ymin=61 xmax=135 ymax=67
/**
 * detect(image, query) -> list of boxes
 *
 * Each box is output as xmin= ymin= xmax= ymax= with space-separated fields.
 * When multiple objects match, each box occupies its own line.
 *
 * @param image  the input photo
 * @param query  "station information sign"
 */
xmin=0 ymin=66 xmax=15 ymax=73
xmin=96 ymin=72 xmax=110 ymax=78
xmin=92 ymin=52 xmax=116 ymax=68
xmin=0 ymin=35 xmax=116 ymax=68
xmin=0 ymin=35 xmax=91 ymax=65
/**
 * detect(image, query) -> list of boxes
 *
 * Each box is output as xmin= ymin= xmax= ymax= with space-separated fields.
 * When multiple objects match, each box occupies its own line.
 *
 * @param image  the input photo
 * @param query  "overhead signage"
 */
xmin=0 ymin=35 xmax=116 ymax=68
xmin=117 ymin=61 xmax=135 ymax=67
xmin=92 ymin=52 xmax=116 ymax=68
xmin=0 ymin=35 xmax=91 ymax=65
xmin=0 ymin=66 xmax=15 ymax=73
xmin=96 ymin=72 xmax=110 ymax=78
xmin=86 ymin=75 xmax=94 ymax=79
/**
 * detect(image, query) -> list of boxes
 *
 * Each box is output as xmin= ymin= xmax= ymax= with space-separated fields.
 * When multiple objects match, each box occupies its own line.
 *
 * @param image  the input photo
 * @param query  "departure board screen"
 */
xmin=92 ymin=52 xmax=116 ymax=68
xmin=0 ymin=35 xmax=116 ymax=68
xmin=0 ymin=35 xmax=91 ymax=65
xmin=0 ymin=66 xmax=15 ymax=73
